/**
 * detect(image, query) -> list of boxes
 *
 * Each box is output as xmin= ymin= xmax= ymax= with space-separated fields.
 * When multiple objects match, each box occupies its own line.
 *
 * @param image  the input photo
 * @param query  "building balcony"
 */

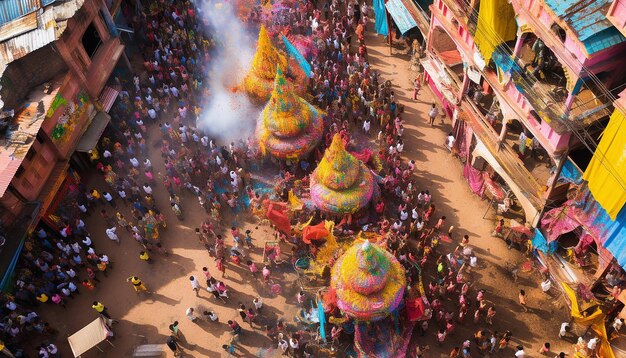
xmin=430 ymin=0 xmax=566 ymax=156
xmin=422 ymin=52 xmax=547 ymax=221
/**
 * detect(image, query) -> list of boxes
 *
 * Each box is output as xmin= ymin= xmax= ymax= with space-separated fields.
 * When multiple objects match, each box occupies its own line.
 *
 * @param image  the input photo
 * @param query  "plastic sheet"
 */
xmin=582 ymin=109 xmax=626 ymax=220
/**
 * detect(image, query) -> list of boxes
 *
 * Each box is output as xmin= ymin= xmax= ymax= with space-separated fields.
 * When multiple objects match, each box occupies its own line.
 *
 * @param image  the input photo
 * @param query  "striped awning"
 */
xmin=98 ymin=85 xmax=119 ymax=113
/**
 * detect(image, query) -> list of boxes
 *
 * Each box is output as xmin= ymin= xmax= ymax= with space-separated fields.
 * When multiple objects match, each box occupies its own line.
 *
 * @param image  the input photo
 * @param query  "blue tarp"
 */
xmin=532 ymin=229 xmax=557 ymax=254
xmin=385 ymin=0 xmax=418 ymax=34
xmin=559 ymin=158 xmax=583 ymax=184
xmin=373 ymin=0 xmax=389 ymax=36
xmin=577 ymin=190 xmax=626 ymax=269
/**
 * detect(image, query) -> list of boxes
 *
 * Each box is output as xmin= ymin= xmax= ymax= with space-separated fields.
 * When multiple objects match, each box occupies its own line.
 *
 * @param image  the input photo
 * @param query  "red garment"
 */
xmin=406 ymin=298 xmax=425 ymax=321
xmin=302 ymin=222 xmax=329 ymax=244
xmin=266 ymin=202 xmax=291 ymax=234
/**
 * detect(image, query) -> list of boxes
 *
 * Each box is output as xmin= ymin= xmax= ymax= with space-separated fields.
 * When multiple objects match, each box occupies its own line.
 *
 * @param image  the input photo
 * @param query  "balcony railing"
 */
xmin=424 ymin=51 xmax=546 ymax=210
xmin=430 ymin=1 xmax=558 ymax=153
xmin=439 ymin=0 xmax=612 ymax=135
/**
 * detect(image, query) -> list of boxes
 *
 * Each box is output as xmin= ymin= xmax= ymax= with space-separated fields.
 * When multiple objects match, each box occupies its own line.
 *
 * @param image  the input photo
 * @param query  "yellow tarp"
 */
xmin=562 ymin=283 xmax=615 ymax=358
xmin=473 ymin=0 xmax=517 ymax=63
xmin=582 ymin=109 xmax=626 ymax=220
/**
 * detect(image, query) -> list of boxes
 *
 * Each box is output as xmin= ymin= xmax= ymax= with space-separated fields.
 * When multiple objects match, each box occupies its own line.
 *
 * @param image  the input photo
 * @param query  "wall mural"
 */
xmin=49 ymin=91 xmax=91 ymax=143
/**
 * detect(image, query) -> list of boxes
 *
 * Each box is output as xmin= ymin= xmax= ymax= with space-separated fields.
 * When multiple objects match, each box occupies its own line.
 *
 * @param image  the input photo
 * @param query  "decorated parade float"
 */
xmin=242 ymin=25 xmax=307 ymax=103
xmin=256 ymin=67 xmax=323 ymax=160
xmin=329 ymin=239 xmax=407 ymax=356
xmin=309 ymin=134 xmax=375 ymax=214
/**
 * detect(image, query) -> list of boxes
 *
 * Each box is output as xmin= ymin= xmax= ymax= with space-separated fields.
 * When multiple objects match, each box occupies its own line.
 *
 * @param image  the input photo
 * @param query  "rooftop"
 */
xmin=0 ymin=80 xmax=61 ymax=197
xmin=544 ymin=0 xmax=626 ymax=55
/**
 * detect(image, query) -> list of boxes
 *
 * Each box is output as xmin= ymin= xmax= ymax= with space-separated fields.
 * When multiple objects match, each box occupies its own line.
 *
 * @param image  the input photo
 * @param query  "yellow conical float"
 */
xmin=242 ymin=25 xmax=288 ymax=103
xmin=331 ymin=239 xmax=406 ymax=321
xmin=256 ymin=66 xmax=323 ymax=160
xmin=309 ymin=134 xmax=375 ymax=214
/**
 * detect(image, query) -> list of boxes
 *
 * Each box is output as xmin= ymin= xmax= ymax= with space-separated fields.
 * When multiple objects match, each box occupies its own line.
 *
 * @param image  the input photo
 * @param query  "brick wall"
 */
xmin=0 ymin=44 xmax=67 ymax=111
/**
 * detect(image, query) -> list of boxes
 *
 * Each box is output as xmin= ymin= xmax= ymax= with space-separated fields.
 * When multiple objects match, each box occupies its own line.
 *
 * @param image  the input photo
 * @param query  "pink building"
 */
xmin=421 ymin=0 xmax=626 ymax=225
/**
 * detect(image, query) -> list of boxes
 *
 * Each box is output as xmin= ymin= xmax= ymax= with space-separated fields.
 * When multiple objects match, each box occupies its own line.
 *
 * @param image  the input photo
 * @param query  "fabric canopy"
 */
xmin=385 ymin=0 xmax=418 ymax=34
xmin=373 ymin=0 xmax=389 ymax=36
xmin=562 ymin=283 xmax=615 ymax=358
xmin=67 ymin=317 xmax=112 ymax=357
xmin=473 ymin=0 xmax=517 ymax=63
xmin=582 ymin=109 xmax=626 ymax=220
xmin=266 ymin=201 xmax=291 ymax=234
xmin=540 ymin=187 xmax=626 ymax=270
xmin=76 ymin=111 xmax=110 ymax=152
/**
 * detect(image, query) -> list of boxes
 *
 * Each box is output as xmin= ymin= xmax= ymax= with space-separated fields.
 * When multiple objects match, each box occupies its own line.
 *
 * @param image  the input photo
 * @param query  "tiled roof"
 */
xmin=544 ymin=0 xmax=626 ymax=55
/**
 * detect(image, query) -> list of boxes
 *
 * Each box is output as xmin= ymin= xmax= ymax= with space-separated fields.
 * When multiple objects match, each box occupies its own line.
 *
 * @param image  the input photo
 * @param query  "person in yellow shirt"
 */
xmin=139 ymin=251 xmax=151 ymax=263
xmin=91 ymin=301 xmax=112 ymax=319
xmin=127 ymin=276 xmax=148 ymax=293
xmin=36 ymin=293 xmax=48 ymax=303
xmin=90 ymin=189 xmax=104 ymax=205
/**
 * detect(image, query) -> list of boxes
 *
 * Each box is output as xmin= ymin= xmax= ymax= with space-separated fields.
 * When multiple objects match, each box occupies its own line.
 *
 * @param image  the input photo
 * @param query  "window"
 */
xmin=551 ymin=23 xmax=566 ymax=42
xmin=81 ymin=22 xmax=102 ymax=59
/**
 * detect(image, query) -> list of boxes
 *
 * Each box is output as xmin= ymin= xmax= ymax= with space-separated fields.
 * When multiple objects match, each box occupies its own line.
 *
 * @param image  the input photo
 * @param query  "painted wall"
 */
xmin=607 ymin=0 xmax=626 ymax=38
xmin=431 ymin=0 xmax=569 ymax=153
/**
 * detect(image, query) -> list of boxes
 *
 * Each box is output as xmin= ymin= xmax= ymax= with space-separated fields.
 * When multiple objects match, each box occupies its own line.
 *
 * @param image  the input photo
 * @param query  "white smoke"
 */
xmin=196 ymin=0 xmax=258 ymax=140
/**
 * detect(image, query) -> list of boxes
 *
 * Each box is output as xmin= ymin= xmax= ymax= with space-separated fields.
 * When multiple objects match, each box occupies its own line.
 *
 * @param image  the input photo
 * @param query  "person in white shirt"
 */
xmin=185 ymin=307 xmax=197 ymax=322
xmin=82 ymin=236 xmax=92 ymax=247
xmin=103 ymin=149 xmax=112 ymax=158
xmin=170 ymin=86 xmax=179 ymax=98
xmin=428 ymin=103 xmax=439 ymax=126
xmin=144 ymin=159 xmax=152 ymax=170
xmin=278 ymin=336 xmax=288 ymax=354
xmin=253 ymin=297 xmax=263 ymax=311
xmin=587 ymin=337 xmax=599 ymax=355
xmin=148 ymin=108 xmax=157 ymax=120
xmin=446 ymin=133 xmax=456 ymax=151
xmin=204 ymin=310 xmax=218 ymax=322
xmin=396 ymin=139 xmax=404 ymax=153
xmin=105 ymin=227 xmax=120 ymax=244
xmin=129 ymin=157 xmax=140 ymax=168
xmin=363 ymin=118 xmax=371 ymax=134
xmin=118 ymin=189 xmax=127 ymax=202
xmin=143 ymin=184 xmax=153 ymax=195
xmin=201 ymin=136 xmax=209 ymax=147
xmin=103 ymin=192 xmax=116 ymax=208
xmin=558 ymin=322 xmax=570 ymax=338
xmin=189 ymin=276 xmax=201 ymax=296
xmin=514 ymin=345 xmax=525 ymax=357
xmin=77 ymin=203 xmax=87 ymax=213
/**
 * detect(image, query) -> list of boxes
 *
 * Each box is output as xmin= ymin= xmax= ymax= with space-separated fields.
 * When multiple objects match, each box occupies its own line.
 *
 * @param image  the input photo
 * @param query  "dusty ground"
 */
xmin=34 ymin=27 xmax=572 ymax=358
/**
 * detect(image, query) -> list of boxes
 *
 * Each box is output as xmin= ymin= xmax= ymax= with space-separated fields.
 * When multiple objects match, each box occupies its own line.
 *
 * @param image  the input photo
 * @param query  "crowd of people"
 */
xmin=0 ymin=0 xmax=612 ymax=357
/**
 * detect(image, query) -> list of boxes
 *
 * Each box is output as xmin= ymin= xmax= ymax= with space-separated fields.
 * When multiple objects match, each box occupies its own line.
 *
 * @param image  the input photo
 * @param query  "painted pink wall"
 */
xmin=607 ymin=0 xmax=626 ymax=38
xmin=431 ymin=0 xmax=569 ymax=153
